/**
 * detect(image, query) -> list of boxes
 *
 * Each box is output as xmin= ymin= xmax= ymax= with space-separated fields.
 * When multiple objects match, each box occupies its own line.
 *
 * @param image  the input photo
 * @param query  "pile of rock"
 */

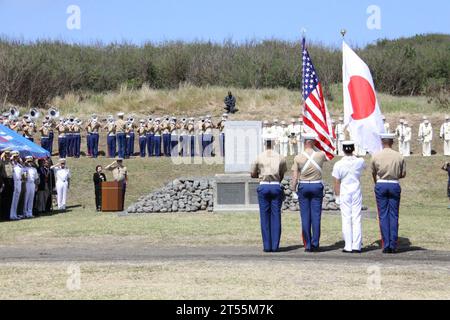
xmin=127 ymin=178 xmax=215 ymax=214
xmin=126 ymin=177 xmax=344 ymax=214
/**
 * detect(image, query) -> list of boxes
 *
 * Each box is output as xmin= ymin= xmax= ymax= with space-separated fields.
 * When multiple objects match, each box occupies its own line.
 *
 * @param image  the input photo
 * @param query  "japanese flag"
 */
xmin=342 ymin=41 xmax=385 ymax=154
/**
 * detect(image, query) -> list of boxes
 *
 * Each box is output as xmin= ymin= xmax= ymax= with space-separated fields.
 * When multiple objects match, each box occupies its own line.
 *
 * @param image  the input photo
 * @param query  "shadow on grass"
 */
xmin=278 ymin=245 xmax=303 ymax=252
xmin=362 ymin=238 xmax=426 ymax=253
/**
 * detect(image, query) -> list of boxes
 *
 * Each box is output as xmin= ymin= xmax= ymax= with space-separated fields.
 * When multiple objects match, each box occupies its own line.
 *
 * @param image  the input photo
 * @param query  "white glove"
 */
xmin=335 ymin=196 xmax=341 ymax=206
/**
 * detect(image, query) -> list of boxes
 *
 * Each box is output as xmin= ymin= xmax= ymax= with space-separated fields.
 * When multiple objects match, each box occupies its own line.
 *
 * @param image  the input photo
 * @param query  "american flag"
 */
xmin=302 ymin=38 xmax=336 ymax=160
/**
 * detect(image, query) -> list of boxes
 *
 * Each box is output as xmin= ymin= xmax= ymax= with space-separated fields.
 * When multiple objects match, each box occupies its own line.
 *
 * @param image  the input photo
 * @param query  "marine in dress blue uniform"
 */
xmin=115 ymin=113 xmax=127 ymax=159
xmin=291 ymin=133 xmax=328 ymax=252
xmin=371 ymin=133 xmax=406 ymax=254
xmin=251 ymin=135 xmax=288 ymax=252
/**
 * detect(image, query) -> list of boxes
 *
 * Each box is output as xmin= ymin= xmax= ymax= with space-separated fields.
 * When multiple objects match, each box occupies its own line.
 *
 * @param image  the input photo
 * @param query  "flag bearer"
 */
xmin=250 ymin=134 xmax=287 ymax=253
xmin=291 ymin=133 xmax=328 ymax=252
xmin=371 ymin=133 xmax=406 ymax=254
xmin=332 ymin=141 xmax=366 ymax=253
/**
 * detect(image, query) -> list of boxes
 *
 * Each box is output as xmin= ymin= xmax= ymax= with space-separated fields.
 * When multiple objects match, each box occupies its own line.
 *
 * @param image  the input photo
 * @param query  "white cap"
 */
xmin=424 ymin=120 xmax=430 ymax=124
xmin=380 ymin=133 xmax=396 ymax=140
xmin=281 ymin=121 xmax=286 ymax=125
xmin=342 ymin=140 xmax=355 ymax=146
xmin=303 ymin=132 xmax=318 ymax=141
xmin=399 ymin=119 xmax=404 ymax=123
xmin=422 ymin=116 xmax=428 ymax=120
xmin=117 ymin=112 xmax=125 ymax=117
xmin=59 ymin=158 xmax=67 ymax=163
xmin=263 ymin=133 xmax=276 ymax=142
xmin=263 ymin=120 xmax=269 ymax=125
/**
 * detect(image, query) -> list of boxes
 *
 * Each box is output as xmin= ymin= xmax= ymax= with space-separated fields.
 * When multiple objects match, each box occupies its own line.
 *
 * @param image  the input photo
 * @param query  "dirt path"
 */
xmin=1 ymin=242 xmax=449 ymax=266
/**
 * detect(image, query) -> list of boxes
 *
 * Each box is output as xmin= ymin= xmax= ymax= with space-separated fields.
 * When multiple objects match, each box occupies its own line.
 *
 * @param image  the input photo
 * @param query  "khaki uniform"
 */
xmin=291 ymin=150 xmax=327 ymax=181
xmin=251 ymin=150 xmax=287 ymax=252
xmin=371 ymin=147 xmax=406 ymax=252
xmin=371 ymin=148 xmax=406 ymax=181
xmin=251 ymin=150 xmax=287 ymax=182
xmin=115 ymin=119 xmax=126 ymax=134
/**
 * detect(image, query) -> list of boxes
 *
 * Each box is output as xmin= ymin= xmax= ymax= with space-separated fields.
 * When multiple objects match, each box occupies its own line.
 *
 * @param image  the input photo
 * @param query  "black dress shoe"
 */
xmin=311 ymin=246 xmax=319 ymax=252
xmin=352 ymin=250 xmax=362 ymax=254
xmin=382 ymin=248 xmax=392 ymax=254
xmin=390 ymin=248 xmax=397 ymax=254
xmin=304 ymin=248 xmax=312 ymax=253
xmin=342 ymin=250 xmax=352 ymax=253
xmin=263 ymin=249 xmax=272 ymax=253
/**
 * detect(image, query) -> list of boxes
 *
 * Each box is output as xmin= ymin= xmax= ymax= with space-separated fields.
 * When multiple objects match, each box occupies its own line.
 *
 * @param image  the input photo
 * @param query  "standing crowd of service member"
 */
xmin=0 ymin=151 xmax=72 ymax=221
xmin=251 ymin=132 xmax=406 ymax=254
xmin=261 ymin=115 xmax=450 ymax=158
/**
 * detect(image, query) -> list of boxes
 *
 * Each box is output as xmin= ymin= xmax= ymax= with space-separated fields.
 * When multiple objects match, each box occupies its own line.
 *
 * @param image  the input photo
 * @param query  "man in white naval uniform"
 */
xmin=440 ymin=116 xmax=450 ymax=156
xmin=279 ymin=121 xmax=289 ymax=157
xmin=51 ymin=159 xmax=71 ymax=211
xmin=419 ymin=120 xmax=433 ymax=157
xmin=403 ymin=121 xmax=412 ymax=157
xmin=9 ymin=151 xmax=23 ymax=221
xmin=22 ymin=156 xmax=39 ymax=219
xmin=395 ymin=119 xmax=406 ymax=155
xmin=297 ymin=118 xmax=305 ymax=154
xmin=335 ymin=117 xmax=345 ymax=156
xmin=382 ymin=115 xmax=390 ymax=133
xmin=287 ymin=119 xmax=300 ymax=156
xmin=262 ymin=121 xmax=273 ymax=152
xmin=272 ymin=119 xmax=282 ymax=154
xmin=332 ymin=141 xmax=366 ymax=253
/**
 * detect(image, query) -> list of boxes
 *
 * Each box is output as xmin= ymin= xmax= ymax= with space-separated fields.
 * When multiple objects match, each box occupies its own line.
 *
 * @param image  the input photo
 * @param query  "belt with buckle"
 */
xmin=260 ymin=181 xmax=280 ymax=185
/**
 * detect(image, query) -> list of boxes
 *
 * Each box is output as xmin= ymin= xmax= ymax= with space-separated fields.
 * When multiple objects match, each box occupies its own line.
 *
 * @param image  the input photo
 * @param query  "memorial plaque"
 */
xmin=224 ymin=121 xmax=262 ymax=173
xmin=248 ymin=182 xmax=259 ymax=205
xmin=217 ymin=183 xmax=245 ymax=205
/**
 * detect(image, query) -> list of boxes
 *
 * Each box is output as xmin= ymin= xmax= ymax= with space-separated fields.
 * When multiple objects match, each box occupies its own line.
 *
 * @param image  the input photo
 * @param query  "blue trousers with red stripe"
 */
xmin=257 ymin=184 xmax=283 ymax=252
xmin=375 ymin=182 xmax=401 ymax=250
xmin=146 ymin=133 xmax=154 ymax=157
xmin=298 ymin=182 xmax=324 ymax=250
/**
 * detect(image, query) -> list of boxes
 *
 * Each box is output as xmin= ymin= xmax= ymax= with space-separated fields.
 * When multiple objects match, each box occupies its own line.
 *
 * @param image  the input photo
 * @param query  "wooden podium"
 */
xmin=101 ymin=181 xmax=123 ymax=212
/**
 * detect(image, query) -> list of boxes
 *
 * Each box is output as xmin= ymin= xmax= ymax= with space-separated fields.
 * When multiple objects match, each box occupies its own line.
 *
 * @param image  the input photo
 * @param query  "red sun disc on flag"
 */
xmin=348 ymin=75 xmax=376 ymax=120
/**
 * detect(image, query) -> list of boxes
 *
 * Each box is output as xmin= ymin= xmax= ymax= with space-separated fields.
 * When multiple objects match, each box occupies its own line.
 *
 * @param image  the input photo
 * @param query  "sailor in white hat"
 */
xmin=403 ymin=121 xmax=412 ymax=157
xmin=382 ymin=115 xmax=390 ymax=134
xmin=279 ymin=121 xmax=289 ymax=157
xmin=440 ymin=115 xmax=450 ymax=156
xmin=419 ymin=119 xmax=433 ymax=157
xmin=22 ymin=156 xmax=39 ymax=219
xmin=335 ymin=117 xmax=345 ymax=156
xmin=291 ymin=132 xmax=329 ymax=252
xmin=395 ymin=118 xmax=406 ymax=155
xmin=51 ymin=159 xmax=71 ymax=211
xmin=261 ymin=121 xmax=272 ymax=152
xmin=9 ymin=151 xmax=23 ymax=221
xmin=332 ymin=141 xmax=366 ymax=253
xmin=371 ymin=133 xmax=406 ymax=253
xmin=287 ymin=119 xmax=299 ymax=156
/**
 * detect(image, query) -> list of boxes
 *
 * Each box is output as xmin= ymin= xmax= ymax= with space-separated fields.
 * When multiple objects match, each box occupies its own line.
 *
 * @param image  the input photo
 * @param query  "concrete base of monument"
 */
xmin=213 ymin=173 xmax=260 ymax=212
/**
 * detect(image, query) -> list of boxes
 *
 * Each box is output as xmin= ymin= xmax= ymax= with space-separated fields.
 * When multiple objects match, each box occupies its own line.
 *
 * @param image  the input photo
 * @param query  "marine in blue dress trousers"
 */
xmin=250 ymin=136 xmax=288 ymax=253
xmin=371 ymin=133 xmax=406 ymax=254
xmin=291 ymin=133 xmax=328 ymax=252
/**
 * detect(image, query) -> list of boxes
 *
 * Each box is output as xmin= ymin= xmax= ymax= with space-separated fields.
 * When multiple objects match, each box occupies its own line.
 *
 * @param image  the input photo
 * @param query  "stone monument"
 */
xmin=214 ymin=121 xmax=262 ymax=212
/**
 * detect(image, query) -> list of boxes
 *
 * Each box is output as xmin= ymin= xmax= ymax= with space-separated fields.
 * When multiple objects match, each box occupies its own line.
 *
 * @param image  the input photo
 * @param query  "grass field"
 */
xmin=49 ymin=84 xmax=447 ymax=120
xmin=2 ymin=86 xmax=450 ymax=299
xmin=0 ymin=154 xmax=449 ymax=299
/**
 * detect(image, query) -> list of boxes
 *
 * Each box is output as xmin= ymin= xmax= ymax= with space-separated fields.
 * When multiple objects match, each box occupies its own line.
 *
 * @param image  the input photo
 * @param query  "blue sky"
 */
xmin=0 ymin=0 xmax=449 ymax=47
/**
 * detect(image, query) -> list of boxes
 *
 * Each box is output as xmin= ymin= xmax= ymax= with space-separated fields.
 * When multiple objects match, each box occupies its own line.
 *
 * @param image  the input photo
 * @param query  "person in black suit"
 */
xmin=93 ymin=165 xmax=107 ymax=211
